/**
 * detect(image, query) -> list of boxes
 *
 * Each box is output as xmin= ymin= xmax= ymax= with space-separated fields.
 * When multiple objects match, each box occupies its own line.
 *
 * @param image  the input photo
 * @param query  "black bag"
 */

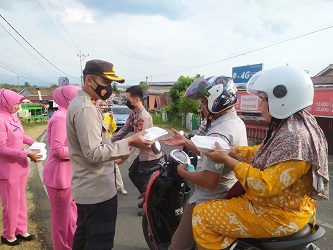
xmin=226 ymin=181 xmax=245 ymax=199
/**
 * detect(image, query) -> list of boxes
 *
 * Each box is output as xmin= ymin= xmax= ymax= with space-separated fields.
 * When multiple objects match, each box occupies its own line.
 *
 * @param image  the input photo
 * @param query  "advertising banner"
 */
xmin=232 ymin=63 xmax=263 ymax=86
xmin=307 ymin=89 xmax=333 ymax=117
xmin=235 ymin=91 xmax=262 ymax=112
xmin=235 ymin=89 xmax=333 ymax=118
xmin=58 ymin=77 xmax=69 ymax=86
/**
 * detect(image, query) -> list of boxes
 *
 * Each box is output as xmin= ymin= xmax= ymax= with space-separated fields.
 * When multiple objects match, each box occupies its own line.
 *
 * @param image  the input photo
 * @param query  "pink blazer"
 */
xmin=0 ymin=90 xmax=34 ymax=179
xmin=42 ymin=108 xmax=72 ymax=188
xmin=0 ymin=118 xmax=34 ymax=179
xmin=42 ymin=85 xmax=80 ymax=189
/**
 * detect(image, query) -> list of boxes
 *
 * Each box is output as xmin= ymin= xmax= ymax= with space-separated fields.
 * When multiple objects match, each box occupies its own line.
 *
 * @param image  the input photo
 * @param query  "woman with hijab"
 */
xmin=0 ymin=89 xmax=41 ymax=246
xmin=192 ymin=66 xmax=329 ymax=250
xmin=43 ymin=85 xmax=80 ymax=250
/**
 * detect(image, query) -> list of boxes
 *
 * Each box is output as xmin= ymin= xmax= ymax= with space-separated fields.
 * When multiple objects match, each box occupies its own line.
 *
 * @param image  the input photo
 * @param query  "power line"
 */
xmin=0 ymin=14 xmax=79 ymax=79
xmin=77 ymin=50 xmax=89 ymax=86
xmin=35 ymin=0 xmax=78 ymax=53
xmin=0 ymin=21 xmax=60 ymax=78
xmin=0 ymin=41 xmax=31 ymax=61
xmin=45 ymin=0 xmax=81 ymax=51
xmin=0 ymin=59 xmax=53 ymax=85
xmin=58 ymin=0 xmax=86 ymax=51
xmin=130 ymin=24 xmax=333 ymax=81
xmin=0 ymin=62 xmax=49 ymax=86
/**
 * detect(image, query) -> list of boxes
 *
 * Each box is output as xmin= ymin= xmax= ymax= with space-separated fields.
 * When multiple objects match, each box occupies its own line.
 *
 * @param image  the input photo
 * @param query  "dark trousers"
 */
xmin=168 ymin=203 xmax=196 ymax=250
xmin=72 ymin=195 xmax=117 ymax=250
xmin=128 ymin=156 xmax=161 ymax=194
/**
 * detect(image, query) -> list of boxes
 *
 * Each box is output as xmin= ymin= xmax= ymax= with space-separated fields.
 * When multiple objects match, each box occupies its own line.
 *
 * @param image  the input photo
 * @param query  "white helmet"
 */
xmin=247 ymin=66 xmax=314 ymax=119
xmin=206 ymin=80 xmax=238 ymax=114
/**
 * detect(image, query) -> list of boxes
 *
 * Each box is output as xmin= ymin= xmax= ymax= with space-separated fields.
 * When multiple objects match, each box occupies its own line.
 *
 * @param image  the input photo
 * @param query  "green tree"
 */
xmin=112 ymin=82 xmax=120 ymax=94
xmin=139 ymin=81 xmax=147 ymax=93
xmin=169 ymin=75 xmax=197 ymax=113
xmin=179 ymin=93 xmax=200 ymax=113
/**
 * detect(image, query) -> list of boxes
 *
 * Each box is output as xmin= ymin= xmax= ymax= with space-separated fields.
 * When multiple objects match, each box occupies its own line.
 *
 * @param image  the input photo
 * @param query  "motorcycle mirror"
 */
xmin=151 ymin=141 xmax=162 ymax=154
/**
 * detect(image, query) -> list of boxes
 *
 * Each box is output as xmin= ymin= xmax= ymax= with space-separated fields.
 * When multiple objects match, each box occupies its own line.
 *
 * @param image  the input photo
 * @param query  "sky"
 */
xmin=1 ymin=0 xmax=333 ymax=88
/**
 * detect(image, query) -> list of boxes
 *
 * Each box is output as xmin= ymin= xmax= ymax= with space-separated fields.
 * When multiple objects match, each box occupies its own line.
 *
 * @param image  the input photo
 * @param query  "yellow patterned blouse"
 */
xmin=192 ymin=145 xmax=316 ymax=250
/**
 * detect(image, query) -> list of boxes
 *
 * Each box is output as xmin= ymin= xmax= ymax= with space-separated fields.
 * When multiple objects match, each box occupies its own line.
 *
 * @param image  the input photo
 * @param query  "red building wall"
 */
xmin=236 ymin=89 xmax=333 ymax=154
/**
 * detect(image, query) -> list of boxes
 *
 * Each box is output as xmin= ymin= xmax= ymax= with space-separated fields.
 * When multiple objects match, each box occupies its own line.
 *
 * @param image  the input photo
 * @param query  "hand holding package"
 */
xmin=191 ymin=135 xmax=230 ymax=153
xmin=29 ymin=142 xmax=48 ymax=160
xmin=143 ymin=127 xmax=168 ymax=141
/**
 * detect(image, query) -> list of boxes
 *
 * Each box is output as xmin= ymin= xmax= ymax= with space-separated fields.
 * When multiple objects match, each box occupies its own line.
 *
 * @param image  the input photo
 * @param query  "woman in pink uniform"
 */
xmin=43 ymin=85 xmax=80 ymax=250
xmin=0 ymin=89 xmax=40 ymax=246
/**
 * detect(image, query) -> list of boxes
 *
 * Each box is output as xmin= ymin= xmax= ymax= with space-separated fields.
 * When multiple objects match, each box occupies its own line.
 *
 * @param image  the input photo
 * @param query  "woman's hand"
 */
xmin=109 ymin=110 xmax=114 ymax=120
xmin=28 ymin=151 xmax=42 ymax=163
xmin=205 ymin=142 xmax=239 ymax=170
xmin=177 ymin=163 xmax=188 ymax=178
xmin=161 ymin=128 xmax=186 ymax=146
xmin=204 ymin=141 xmax=230 ymax=163
xmin=228 ymin=146 xmax=237 ymax=158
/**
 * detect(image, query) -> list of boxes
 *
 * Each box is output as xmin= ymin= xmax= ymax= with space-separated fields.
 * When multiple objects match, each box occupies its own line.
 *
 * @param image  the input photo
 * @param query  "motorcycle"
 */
xmin=142 ymin=145 xmax=192 ymax=250
xmin=142 ymin=145 xmax=326 ymax=250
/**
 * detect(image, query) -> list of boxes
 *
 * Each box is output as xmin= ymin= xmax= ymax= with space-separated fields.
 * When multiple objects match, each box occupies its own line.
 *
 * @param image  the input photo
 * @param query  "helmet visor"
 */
xmin=246 ymin=70 xmax=266 ymax=95
xmin=184 ymin=77 xmax=211 ymax=100
xmin=206 ymin=75 xmax=231 ymax=86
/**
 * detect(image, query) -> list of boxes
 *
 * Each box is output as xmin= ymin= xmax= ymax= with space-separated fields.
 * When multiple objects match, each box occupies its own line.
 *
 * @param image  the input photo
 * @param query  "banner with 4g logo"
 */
xmin=232 ymin=63 xmax=263 ymax=86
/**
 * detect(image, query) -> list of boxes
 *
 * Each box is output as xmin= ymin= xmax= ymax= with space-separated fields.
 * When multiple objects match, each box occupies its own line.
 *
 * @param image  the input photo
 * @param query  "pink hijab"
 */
xmin=52 ymin=85 xmax=80 ymax=110
xmin=0 ymin=89 xmax=24 ymax=119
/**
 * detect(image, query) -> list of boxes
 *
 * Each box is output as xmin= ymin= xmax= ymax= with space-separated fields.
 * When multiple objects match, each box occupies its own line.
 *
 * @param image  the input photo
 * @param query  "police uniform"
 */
xmin=112 ymin=105 xmax=162 ymax=194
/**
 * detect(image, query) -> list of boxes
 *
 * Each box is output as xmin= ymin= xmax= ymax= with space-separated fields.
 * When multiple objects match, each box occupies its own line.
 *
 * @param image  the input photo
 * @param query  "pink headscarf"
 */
xmin=0 ymin=89 xmax=24 ymax=118
xmin=251 ymin=110 xmax=329 ymax=200
xmin=53 ymin=85 xmax=80 ymax=110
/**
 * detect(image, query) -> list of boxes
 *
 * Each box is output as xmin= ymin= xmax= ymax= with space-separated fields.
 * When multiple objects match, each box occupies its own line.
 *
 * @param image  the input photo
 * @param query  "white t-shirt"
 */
xmin=189 ymin=109 xmax=248 ymax=204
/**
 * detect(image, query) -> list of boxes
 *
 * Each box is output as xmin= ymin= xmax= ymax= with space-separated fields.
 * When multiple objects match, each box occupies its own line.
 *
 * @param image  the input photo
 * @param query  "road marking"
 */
xmin=37 ymin=131 xmax=48 ymax=195
xmin=317 ymin=220 xmax=333 ymax=230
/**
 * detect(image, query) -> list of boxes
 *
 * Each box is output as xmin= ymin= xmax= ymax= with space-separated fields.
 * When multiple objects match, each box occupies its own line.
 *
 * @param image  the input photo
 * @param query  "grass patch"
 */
xmin=22 ymin=123 xmax=48 ymax=141
xmin=21 ymin=121 xmax=48 ymax=128
xmin=151 ymin=112 xmax=189 ymax=132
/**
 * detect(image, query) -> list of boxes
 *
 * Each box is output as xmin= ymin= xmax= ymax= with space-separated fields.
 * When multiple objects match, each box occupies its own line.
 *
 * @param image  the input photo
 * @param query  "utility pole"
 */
xmin=17 ymin=76 xmax=19 ymax=92
xmin=77 ymin=50 xmax=89 ymax=86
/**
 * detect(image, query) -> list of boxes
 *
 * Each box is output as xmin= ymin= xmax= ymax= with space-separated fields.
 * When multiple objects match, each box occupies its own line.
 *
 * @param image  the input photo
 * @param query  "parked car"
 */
xmin=110 ymin=105 xmax=131 ymax=131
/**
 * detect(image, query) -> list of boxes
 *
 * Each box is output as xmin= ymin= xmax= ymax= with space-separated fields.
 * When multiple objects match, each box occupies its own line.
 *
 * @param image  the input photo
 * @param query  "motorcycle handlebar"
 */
xmin=139 ymin=161 xmax=165 ymax=175
xmin=148 ymin=163 xmax=164 ymax=173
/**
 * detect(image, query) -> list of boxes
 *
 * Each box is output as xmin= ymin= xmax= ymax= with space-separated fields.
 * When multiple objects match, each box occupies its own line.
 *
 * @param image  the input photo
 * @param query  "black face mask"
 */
xmin=90 ymin=77 xmax=113 ymax=100
xmin=126 ymin=100 xmax=135 ymax=110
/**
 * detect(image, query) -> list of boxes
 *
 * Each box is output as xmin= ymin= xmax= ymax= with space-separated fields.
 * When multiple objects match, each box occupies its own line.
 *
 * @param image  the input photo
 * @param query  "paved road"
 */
xmin=113 ymin=156 xmax=154 ymax=250
xmin=34 ymin=131 xmax=177 ymax=250
xmin=114 ymin=149 xmax=333 ymax=250
xmin=33 ymin=132 xmax=333 ymax=250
